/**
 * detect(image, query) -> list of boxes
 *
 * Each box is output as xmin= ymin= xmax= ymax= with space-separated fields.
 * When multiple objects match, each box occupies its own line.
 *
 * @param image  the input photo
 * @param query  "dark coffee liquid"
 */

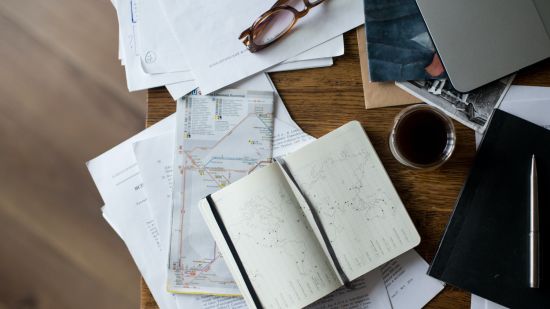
xmin=395 ymin=110 xmax=449 ymax=165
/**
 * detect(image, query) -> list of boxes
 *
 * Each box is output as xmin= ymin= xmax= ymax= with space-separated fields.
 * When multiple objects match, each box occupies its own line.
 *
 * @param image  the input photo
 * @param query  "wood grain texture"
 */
xmin=144 ymin=31 xmax=550 ymax=308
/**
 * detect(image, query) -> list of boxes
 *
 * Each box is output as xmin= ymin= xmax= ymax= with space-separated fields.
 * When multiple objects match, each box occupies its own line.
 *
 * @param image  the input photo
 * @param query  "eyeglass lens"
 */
xmin=251 ymin=0 xmax=326 ymax=47
xmin=253 ymin=9 xmax=296 ymax=45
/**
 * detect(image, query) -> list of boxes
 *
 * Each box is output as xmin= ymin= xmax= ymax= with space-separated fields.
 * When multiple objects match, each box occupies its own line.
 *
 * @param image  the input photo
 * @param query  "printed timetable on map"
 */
xmin=167 ymin=89 xmax=275 ymax=295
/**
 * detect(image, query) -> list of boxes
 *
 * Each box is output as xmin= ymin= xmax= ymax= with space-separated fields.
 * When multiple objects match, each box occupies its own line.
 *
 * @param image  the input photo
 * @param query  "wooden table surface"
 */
xmin=143 ymin=30 xmax=550 ymax=309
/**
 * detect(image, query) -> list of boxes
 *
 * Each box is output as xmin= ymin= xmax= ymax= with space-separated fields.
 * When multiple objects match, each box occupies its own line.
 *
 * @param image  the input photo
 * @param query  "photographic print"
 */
xmin=364 ymin=0 xmax=447 ymax=82
xmin=396 ymin=77 xmax=514 ymax=132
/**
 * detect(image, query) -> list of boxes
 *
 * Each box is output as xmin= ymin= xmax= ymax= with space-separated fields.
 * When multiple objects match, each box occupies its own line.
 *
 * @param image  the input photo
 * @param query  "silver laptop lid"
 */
xmin=534 ymin=0 xmax=550 ymax=35
xmin=416 ymin=0 xmax=550 ymax=92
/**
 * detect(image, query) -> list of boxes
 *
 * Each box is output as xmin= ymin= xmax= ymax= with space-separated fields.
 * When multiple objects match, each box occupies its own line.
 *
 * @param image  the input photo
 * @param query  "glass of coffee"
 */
xmin=389 ymin=104 xmax=456 ymax=170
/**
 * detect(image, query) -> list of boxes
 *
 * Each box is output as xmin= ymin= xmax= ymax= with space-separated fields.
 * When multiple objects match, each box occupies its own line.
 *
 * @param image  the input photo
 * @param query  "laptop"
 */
xmin=416 ymin=0 xmax=550 ymax=92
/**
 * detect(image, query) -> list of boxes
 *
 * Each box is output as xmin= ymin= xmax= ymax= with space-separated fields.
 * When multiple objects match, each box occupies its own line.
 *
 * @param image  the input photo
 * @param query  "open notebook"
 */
xmin=199 ymin=121 xmax=420 ymax=308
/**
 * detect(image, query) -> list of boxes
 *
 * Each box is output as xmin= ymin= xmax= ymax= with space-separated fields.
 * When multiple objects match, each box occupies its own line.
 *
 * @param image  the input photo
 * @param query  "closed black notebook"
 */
xmin=429 ymin=109 xmax=550 ymax=308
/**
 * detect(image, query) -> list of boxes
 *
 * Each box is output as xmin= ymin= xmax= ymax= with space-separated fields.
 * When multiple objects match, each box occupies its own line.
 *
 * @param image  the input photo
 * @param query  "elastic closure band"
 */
xmin=276 ymin=158 xmax=351 ymax=288
xmin=206 ymin=194 xmax=263 ymax=308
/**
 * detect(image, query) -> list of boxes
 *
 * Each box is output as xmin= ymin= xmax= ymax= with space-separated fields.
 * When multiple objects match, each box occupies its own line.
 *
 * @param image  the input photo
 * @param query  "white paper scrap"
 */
xmin=380 ymin=250 xmax=445 ymax=309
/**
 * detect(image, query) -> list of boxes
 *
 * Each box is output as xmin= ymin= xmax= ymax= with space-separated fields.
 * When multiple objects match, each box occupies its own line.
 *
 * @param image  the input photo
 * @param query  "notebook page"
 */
xmin=284 ymin=121 xmax=420 ymax=281
xmin=209 ymin=163 xmax=341 ymax=308
xmin=276 ymin=160 xmax=345 ymax=285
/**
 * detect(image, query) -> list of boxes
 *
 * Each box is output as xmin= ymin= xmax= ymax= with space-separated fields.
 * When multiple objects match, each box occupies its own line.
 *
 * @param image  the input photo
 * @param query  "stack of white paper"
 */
xmin=109 ymin=0 xmax=366 ymax=100
xmin=475 ymin=85 xmax=550 ymax=146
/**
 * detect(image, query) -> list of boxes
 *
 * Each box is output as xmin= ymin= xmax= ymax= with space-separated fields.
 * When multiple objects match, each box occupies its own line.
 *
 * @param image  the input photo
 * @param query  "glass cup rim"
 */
xmin=389 ymin=104 xmax=456 ymax=170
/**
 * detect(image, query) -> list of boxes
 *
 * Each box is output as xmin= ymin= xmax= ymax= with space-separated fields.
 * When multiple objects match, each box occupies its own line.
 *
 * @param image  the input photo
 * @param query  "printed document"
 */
xmin=167 ymin=90 xmax=274 ymax=295
xmin=157 ymin=0 xmax=364 ymax=93
xmin=88 ymin=116 xmax=177 ymax=309
xmin=92 ymin=118 xmax=246 ymax=309
xmin=133 ymin=132 xmax=175 ymax=246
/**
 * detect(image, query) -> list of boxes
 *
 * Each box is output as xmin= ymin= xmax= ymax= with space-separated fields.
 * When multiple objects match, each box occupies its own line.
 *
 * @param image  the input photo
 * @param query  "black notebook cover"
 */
xmin=428 ymin=109 xmax=550 ymax=308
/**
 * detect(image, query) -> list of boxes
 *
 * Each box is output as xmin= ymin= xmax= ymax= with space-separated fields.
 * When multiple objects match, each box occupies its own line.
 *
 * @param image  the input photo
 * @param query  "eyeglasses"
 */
xmin=239 ymin=0 xmax=327 ymax=53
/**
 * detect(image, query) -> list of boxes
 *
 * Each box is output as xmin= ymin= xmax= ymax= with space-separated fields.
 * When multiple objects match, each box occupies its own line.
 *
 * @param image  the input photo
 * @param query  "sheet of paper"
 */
xmin=499 ymin=88 xmax=550 ymax=130
xmin=166 ymin=81 xmax=198 ymax=100
xmin=137 ymin=0 xmax=189 ymax=74
xmin=499 ymin=84 xmax=550 ymax=102
xmin=273 ymin=118 xmax=316 ymax=158
xmin=137 ymin=0 xmax=190 ymax=74
xmin=470 ymin=294 xmax=508 ymax=309
xmin=113 ymin=0 xmax=195 ymax=91
xmin=165 ymin=58 xmax=336 ymax=100
xmin=208 ymin=73 xmax=316 ymax=157
xmin=91 ymin=117 xmax=247 ymax=309
xmin=168 ymin=90 xmax=275 ymax=295
xmin=308 ymin=265 xmax=391 ymax=308
xmin=380 ymin=250 xmax=445 ymax=309
xmin=284 ymin=35 xmax=344 ymax=63
xmin=133 ymin=132 xmax=175 ymax=248
xmin=102 ymin=201 xmax=247 ymax=309
xmin=157 ymin=0 xmax=364 ymax=93
xmin=267 ymin=57 xmax=333 ymax=73
xmin=87 ymin=115 xmax=177 ymax=309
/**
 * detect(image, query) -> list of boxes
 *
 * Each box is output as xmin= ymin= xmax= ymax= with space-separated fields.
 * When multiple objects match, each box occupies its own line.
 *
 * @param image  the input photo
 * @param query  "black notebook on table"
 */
xmin=429 ymin=109 xmax=550 ymax=308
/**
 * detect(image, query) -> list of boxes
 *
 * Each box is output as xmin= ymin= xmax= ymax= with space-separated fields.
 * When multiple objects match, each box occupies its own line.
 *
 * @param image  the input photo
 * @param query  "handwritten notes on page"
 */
xmin=284 ymin=121 xmax=421 ymax=281
xmin=206 ymin=163 xmax=343 ymax=308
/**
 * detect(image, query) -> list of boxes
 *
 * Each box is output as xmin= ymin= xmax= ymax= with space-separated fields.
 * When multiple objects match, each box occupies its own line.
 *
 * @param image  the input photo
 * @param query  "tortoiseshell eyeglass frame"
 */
xmin=239 ymin=0 xmax=327 ymax=53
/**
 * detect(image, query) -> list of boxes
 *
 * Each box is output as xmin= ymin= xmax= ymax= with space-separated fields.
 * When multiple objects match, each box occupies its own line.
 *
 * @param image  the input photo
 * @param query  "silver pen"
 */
xmin=529 ymin=154 xmax=540 ymax=288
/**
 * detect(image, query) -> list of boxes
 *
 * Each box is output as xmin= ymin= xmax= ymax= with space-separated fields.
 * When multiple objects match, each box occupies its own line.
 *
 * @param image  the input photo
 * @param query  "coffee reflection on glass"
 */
xmin=390 ymin=104 xmax=456 ymax=170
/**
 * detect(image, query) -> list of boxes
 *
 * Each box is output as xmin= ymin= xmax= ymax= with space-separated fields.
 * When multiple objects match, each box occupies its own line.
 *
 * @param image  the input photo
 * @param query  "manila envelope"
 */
xmin=357 ymin=26 xmax=421 ymax=109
